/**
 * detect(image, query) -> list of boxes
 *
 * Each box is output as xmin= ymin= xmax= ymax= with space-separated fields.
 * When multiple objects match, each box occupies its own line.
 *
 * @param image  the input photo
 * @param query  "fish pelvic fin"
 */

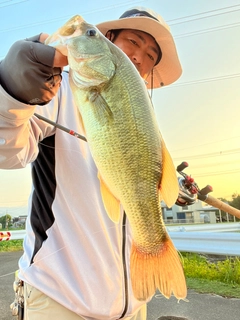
xmin=130 ymin=238 xmax=187 ymax=301
xmin=98 ymin=173 xmax=121 ymax=223
xmin=160 ymin=139 xmax=179 ymax=208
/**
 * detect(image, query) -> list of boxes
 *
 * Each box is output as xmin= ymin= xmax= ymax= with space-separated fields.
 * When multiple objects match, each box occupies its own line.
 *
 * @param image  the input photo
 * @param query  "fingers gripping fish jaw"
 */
xmin=45 ymin=15 xmax=85 ymax=56
xmin=44 ymin=15 xmax=97 ymax=56
xmin=46 ymin=15 xmax=116 ymax=88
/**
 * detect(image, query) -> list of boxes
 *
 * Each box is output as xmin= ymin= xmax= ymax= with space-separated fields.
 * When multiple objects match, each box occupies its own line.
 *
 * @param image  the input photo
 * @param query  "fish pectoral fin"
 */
xmin=88 ymin=90 xmax=113 ymax=123
xmin=159 ymin=139 xmax=179 ymax=208
xmin=98 ymin=173 xmax=120 ymax=223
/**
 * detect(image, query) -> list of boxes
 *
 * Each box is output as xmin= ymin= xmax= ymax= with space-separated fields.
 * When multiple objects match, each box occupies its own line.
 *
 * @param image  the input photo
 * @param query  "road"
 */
xmin=0 ymin=251 xmax=22 ymax=320
xmin=1 ymin=251 xmax=240 ymax=320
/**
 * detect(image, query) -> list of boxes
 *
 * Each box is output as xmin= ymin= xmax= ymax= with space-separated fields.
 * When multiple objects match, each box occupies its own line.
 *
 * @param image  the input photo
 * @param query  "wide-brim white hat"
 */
xmin=96 ymin=7 xmax=182 ymax=89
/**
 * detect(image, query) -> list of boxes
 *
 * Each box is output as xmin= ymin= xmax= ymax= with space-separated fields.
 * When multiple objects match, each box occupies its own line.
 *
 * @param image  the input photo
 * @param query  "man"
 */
xmin=0 ymin=7 xmax=182 ymax=320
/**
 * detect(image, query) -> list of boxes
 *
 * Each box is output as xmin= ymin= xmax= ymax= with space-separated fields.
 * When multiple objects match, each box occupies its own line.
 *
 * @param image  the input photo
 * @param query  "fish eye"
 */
xmin=86 ymin=29 xmax=97 ymax=37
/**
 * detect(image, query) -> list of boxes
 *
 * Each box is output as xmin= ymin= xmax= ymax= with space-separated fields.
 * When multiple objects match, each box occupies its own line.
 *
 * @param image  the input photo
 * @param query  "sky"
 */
xmin=0 ymin=0 xmax=240 ymax=214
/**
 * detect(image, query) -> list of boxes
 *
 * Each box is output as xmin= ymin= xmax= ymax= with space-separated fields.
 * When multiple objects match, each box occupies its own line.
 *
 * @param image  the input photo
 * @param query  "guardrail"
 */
xmin=170 ymin=232 xmax=240 ymax=256
xmin=1 ymin=224 xmax=240 ymax=256
xmin=167 ymin=222 xmax=240 ymax=233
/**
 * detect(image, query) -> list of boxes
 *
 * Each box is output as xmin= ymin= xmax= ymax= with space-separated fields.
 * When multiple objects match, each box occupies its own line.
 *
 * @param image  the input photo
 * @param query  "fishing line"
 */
xmin=150 ymin=69 xmax=153 ymax=99
xmin=0 ymin=221 xmax=129 ymax=280
xmin=38 ymin=141 xmax=85 ymax=157
xmin=0 ymin=271 xmax=16 ymax=278
xmin=0 ymin=220 xmax=129 ymax=279
xmin=19 ymin=113 xmax=131 ymax=268
xmin=17 ymin=220 xmax=129 ymax=280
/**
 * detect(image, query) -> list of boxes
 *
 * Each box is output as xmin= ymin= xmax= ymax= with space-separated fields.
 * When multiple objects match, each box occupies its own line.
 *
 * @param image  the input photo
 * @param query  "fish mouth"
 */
xmin=69 ymin=51 xmax=105 ymax=61
xmin=71 ymin=70 xmax=105 ymax=87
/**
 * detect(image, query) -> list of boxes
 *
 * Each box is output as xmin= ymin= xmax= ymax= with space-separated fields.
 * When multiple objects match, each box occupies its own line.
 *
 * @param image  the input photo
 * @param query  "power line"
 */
xmin=0 ymin=5 xmax=239 ymax=89
xmin=185 ymin=159 xmax=240 ymax=170
xmin=167 ymin=4 xmax=240 ymax=23
xmin=0 ymin=0 xmax=144 ymax=34
xmin=168 ymin=5 xmax=240 ymax=26
xmin=173 ymin=148 xmax=240 ymax=161
xmin=0 ymin=2 xmax=239 ymax=36
xmin=0 ymin=200 xmax=28 ymax=205
xmin=0 ymin=0 xmax=27 ymax=8
xmin=171 ymin=136 xmax=240 ymax=152
xmin=192 ymin=168 xmax=240 ymax=177
xmin=1 ymin=3 xmax=240 ymax=60
xmin=174 ymin=21 xmax=240 ymax=39
xmin=166 ymin=73 xmax=240 ymax=88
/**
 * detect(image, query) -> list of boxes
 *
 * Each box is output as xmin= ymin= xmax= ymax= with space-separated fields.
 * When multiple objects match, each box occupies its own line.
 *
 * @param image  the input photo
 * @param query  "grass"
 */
xmin=182 ymin=252 xmax=240 ymax=298
xmin=182 ymin=252 xmax=240 ymax=283
xmin=0 ymin=239 xmax=23 ymax=252
xmin=186 ymin=278 xmax=240 ymax=298
xmin=1 ymin=241 xmax=240 ymax=298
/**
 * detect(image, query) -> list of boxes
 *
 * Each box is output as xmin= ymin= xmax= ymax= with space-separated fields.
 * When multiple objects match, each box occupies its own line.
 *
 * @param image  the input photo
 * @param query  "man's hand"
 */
xmin=40 ymin=33 xmax=68 ymax=67
xmin=0 ymin=33 xmax=68 ymax=105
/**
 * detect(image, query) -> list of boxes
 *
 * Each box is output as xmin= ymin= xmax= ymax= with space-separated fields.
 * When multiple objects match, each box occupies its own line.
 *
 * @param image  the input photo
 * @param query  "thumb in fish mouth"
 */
xmin=40 ymin=33 xmax=68 ymax=67
xmin=53 ymin=50 xmax=68 ymax=68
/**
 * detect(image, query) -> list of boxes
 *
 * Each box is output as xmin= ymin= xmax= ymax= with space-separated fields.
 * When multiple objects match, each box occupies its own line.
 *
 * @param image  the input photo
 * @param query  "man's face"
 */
xmin=112 ymin=29 xmax=160 ymax=80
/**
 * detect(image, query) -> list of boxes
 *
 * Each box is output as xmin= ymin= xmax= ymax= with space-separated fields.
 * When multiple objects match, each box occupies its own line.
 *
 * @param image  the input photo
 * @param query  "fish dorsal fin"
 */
xmin=88 ymin=90 xmax=112 ymax=123
xmin=159 ymin=139 xmax=179 ymax=208
xmin=98 ymin=173 xmax=121 ymax=223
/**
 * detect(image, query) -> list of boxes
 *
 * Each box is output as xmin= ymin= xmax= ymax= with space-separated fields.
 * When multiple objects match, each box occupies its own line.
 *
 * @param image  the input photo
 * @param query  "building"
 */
xmin=162 ymin=199 xmax=220 ymax=224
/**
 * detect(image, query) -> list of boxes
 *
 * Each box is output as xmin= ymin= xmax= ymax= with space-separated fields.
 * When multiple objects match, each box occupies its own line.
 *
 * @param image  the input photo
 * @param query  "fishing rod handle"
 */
xmin=203 ymin=195 xmax=240 ymax=219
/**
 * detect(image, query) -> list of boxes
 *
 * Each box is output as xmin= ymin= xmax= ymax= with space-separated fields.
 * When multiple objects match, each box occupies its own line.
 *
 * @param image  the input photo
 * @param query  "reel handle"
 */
xmin=176 ymin=161 xmax=189 ymax=173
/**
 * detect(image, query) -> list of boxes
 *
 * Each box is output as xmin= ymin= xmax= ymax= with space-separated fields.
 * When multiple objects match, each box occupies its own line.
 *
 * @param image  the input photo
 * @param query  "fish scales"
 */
xmin=87 ymin=71 xmax=163 ymax=248
xmin=45 ymin=15 xmax=187 ymax=301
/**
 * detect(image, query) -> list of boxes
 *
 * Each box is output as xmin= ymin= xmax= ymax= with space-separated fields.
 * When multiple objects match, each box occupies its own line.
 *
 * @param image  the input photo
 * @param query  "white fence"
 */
xmin=1 ymin=223 xmax=240 ymax=256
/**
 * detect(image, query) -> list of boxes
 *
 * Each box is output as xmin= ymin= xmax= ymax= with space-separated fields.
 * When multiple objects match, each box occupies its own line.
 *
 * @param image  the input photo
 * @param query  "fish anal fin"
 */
xmin=98 ymin=174 xmax=120 ymax=223
xmin=130 ymin=238 xmax=187 ymax=301
xmin=77 ymin=110 xmax=86 ymax=136
xmin=159 ymin=140 xmax=179 ymax=208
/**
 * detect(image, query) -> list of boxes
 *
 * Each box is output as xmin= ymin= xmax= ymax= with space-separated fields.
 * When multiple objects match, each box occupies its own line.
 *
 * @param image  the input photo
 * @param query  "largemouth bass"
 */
xmin=45 ymin=15 xmax=187 ymax=301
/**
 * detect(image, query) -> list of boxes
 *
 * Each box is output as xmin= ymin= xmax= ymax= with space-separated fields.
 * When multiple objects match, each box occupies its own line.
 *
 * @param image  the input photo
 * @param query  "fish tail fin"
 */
xmin=130 ymin=237 xmax=187 ymax=301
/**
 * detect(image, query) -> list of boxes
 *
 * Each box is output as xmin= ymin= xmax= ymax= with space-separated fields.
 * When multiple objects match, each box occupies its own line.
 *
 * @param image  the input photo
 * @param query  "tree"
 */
xmin=229 ymin=193 xmax=240 ymax=210
xmin=216 ymin=197 xmax=230 ymax=221
xmin=0 ymin=214 xmax=12 ymax=229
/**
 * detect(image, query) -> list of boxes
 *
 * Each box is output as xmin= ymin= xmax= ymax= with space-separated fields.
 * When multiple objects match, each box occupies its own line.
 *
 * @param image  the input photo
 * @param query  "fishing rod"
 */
xmin=34 ymin=113 xmax=240 ymax=219
xmin=176 ymin=161 xmax=240 ymax=219
xmin=34 ymin=113 xmax=87 ymax=142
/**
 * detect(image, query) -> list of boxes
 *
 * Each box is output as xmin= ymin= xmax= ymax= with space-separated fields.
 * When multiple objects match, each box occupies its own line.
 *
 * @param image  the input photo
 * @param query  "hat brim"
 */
xmin=96 ymin=16 xmax=182 ymax=89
